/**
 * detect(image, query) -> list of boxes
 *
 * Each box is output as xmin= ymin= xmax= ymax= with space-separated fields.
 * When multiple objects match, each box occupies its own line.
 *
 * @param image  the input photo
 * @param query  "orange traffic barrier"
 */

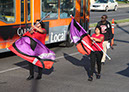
xmin=111 ymin=19 xmax=114 ymax=48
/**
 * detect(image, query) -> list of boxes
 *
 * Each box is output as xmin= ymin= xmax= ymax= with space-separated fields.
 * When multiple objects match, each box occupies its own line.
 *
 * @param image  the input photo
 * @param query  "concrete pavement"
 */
xmin=0 ymin=25 xmax=129 ymax=92
xmin=118 ymin=3 xmax=129 ymax=8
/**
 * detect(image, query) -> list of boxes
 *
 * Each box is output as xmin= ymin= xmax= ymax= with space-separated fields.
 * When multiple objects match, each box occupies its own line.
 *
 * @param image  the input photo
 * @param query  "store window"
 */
xmin=0 ymin=0 xmax=15 ymax=22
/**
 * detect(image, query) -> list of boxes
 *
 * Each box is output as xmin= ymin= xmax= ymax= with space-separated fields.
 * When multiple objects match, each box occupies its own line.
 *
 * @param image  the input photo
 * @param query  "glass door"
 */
xmin=19 ymin=0 xmax=31 ymax=36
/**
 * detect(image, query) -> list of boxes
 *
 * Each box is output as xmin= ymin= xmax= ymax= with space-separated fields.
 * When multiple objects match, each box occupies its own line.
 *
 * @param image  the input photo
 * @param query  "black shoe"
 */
xmin=26 ymin=75 xmax=34 ymax=80
xmin=96 ymin=74 xmax=101 ymax=79
xmin=88 ymin=77 xmax=93 ymax=81
xmin=36 ymin=75 xmax=42 ymax=80
xmin=111 ymin=46 xmax=114 ymax=50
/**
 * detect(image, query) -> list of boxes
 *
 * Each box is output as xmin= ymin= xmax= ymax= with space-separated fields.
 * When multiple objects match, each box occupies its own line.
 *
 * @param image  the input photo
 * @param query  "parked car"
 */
xmin=90 ymin=0 xmax=118 ymax=12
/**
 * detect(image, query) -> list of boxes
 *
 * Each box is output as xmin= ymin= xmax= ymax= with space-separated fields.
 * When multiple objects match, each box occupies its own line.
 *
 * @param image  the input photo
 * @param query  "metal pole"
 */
xmin=92 ymin=40 xmax=111 ymax=60
xmin=29 ymin=12 xmax=52 ymax=31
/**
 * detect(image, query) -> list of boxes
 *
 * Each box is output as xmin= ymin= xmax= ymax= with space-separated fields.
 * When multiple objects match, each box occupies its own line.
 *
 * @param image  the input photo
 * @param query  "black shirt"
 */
xmin=96 ymin=21 xmax=113 ymax=41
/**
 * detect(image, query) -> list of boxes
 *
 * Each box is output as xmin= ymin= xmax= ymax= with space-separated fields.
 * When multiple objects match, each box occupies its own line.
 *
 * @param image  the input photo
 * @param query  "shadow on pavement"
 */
xmin=115 ymin=22 xmax=129 ymax=34
xmin=14 ymin=61 xmax=54 ymax=92
xmin=116 ymin=63 xmax=129 ymax=78
xmin=30 ymin=79 xmax=39 ymax=92
xmin=114 ymin=39 xmax=129 ymax=44
xmin=0 ymin=51 xmax=16 ymax=59
xmin=63 ymin=53 xmax=91 ymax=77
xmin=114 ymin=23 xmax=129 ymax=45
xmin=14 ymin=61 xmax=54 ymax=75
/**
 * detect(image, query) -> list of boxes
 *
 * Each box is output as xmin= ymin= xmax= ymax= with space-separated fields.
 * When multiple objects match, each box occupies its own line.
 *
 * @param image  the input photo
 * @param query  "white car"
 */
xmin=90 ymin=0 xmax=118 ymax=12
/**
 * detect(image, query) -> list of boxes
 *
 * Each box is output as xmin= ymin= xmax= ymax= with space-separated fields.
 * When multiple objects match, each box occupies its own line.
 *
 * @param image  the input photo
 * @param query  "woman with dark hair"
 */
xmin=23 ymin=19 xmax=47 ymax=80
xmin=88 ymin=27 xmax=104 ymax=81
xmin=29 ymin=20 xmax=46 ymax=44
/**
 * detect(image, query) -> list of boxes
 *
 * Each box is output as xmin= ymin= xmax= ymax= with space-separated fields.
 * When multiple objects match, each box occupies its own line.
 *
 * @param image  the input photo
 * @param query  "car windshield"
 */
xmin=95 ymin=0 xmax=108 ymax=3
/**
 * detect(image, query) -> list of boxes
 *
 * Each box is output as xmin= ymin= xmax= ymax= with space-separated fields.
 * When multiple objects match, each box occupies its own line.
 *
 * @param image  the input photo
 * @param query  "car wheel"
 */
xmin=63 ymin=32 xmax=74 ymax=47
xmin=114 ymin=6 xmax=117 ymax=11
xmin=64 ymin=24 xmax=74 ymax=47
xmin=105 ymin=6 xmax=108 ymax=12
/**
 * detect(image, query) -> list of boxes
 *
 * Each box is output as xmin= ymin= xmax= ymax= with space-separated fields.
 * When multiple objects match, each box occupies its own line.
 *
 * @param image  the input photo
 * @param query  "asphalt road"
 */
xmin=0 ymin=23 xmax=129 ymax=91
xmin=90 ymin=7 xmax=129 ymax=23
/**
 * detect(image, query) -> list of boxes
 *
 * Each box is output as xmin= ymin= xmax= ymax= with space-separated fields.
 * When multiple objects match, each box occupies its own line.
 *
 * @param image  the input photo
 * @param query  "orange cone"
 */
xmin=111 ymin=19 xmax=114 ymax=49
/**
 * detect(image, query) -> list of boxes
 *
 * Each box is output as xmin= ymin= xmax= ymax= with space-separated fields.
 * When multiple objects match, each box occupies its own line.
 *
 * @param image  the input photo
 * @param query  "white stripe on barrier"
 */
xmin=81 ymin=40 xmax=94 ymax=51
xmin=32 ymin=58 xmax=38 ymax=64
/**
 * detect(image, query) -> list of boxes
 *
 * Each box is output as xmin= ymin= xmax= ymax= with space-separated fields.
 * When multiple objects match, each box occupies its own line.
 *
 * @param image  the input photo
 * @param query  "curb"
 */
xmin=114 ymin=22 xmax=129 ymax=27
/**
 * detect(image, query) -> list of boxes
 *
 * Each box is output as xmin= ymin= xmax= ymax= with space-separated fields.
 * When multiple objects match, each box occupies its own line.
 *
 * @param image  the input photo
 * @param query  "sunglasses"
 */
xmin=101 ymin=16 xmax=107 ymax=19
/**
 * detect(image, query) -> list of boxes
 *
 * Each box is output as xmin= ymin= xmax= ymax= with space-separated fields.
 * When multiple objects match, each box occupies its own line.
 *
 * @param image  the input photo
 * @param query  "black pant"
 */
xmin=28 ymin=62 xmax=42 ymax=76
xmin=90 ymin=51 xmax=103 ymax=76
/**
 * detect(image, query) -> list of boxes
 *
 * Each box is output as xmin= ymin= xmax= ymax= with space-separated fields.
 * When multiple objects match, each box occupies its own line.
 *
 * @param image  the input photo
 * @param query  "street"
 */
xmin=0 ymin=7 xmax=129 ymax=92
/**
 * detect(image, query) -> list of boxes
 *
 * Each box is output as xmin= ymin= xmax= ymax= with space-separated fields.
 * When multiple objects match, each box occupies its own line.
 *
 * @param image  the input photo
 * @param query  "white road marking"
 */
xmin=0 ymin=52 xmax=80 ymax=74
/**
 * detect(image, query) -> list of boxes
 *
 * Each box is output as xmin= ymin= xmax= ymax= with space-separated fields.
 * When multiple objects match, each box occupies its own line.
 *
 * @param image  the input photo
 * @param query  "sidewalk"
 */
xmin=115 ymin=22 xmax=129 ymax=27
xmin=118 ymin=3 xmax=129 ymax=8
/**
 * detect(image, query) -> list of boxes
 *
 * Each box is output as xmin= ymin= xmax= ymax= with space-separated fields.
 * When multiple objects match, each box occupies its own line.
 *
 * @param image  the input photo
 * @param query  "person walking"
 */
xmin=23 ymin=19 xmax=47 ymax=80
xmin=96 ymin=15 xmax=113 ymax=64
xmin=88 ymin=27 xmax=104 ymax=81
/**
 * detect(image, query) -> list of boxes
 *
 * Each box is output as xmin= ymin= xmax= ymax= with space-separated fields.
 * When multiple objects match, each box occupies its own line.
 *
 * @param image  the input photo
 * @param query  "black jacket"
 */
xmin=96 ymin=21 xmax=113 ymax=41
